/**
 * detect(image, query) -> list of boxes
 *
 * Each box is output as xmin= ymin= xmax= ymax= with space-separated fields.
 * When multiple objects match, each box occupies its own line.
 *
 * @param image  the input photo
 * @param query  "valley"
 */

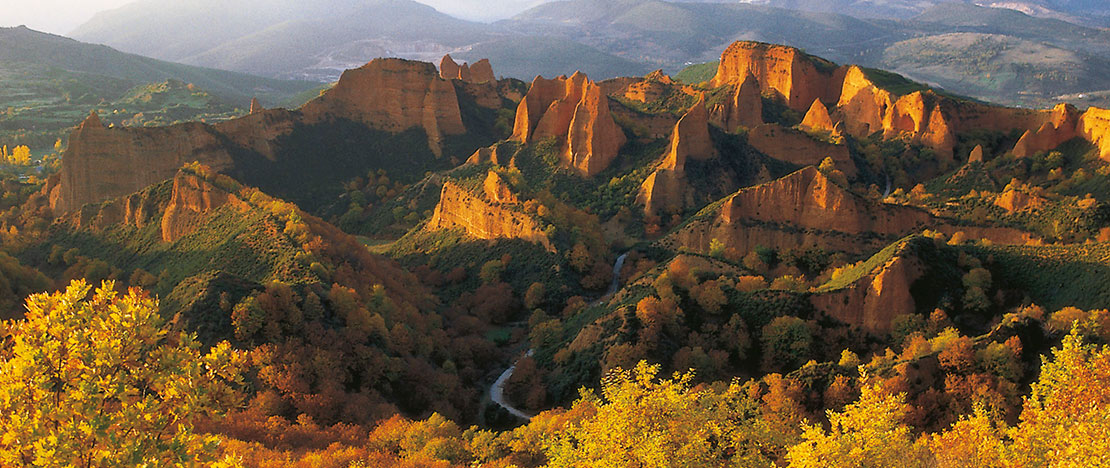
xmin=0 ymin=2 xmax=1109 ymax=465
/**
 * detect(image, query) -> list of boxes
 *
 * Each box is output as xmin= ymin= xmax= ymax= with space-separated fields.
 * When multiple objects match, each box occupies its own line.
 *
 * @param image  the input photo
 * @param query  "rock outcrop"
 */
xmin=1012 ymin=104 xmax=1080 ymax=158
xmin=427 ymin=181 xmax=552 ymax=251
xmin=511 ymin=72 xmax=626 ymax=176
xmin=1079 ymin=107 xmax=1110 ymax=162
xmin=710 ymin=42 xmax=835 ymax=112
xmin=439 ymin=54 xmax=496 ymax=84
xmin=302 ymin=58 xmax=465 ymax=156
xmin=162 ymin=171 xmax=247 ymax=242
xmin=53 ymin=56 xmax=504 ymax=214
xmin=663 ymin=97 xmax=716 ymax=169
xmin=711 ymin=73 xmax=764 ymax=132
xmin=483 ymin=171 xmax=519 ymax=205
xmin=811 ymin=238 xmax=927 ymax=334
xmin=994 ymin=187 xmax=1046 ymax=213
xmin=467 ymin=145 xmax=508 ymax=166
xmin=800 ymin=99 xmax=836 ymax=134
xmin=53 ymin=111 xmax=237 ymax=214
xmin=665 ymin=167 xmax=934 ymax=256
xmin=249 ymin=97 xmax=263 ymax=115
xmin=747 ymin=124 xmax=857 ymax=177
xmin=968 ymin=145 xmax=985 ymax=164
xmin=623 ymin=70 xmax=675 ymax=103
xmin=637 ymin=97 xmax=718 ymax=215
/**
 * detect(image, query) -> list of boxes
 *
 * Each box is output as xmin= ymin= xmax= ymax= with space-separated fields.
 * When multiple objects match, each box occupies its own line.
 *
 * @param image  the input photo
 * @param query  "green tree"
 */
xmin=0 ymin=281 xmax=245 ymax=467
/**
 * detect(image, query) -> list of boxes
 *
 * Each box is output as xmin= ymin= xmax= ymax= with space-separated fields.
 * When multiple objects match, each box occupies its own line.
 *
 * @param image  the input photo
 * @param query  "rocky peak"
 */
xmin=483 ymin=171 xmax=518 ymax=205
xmin=511 ymin=72 xmax=626 ymax=176
xmin=162 ymin=170 xmax=246 ymax=242
xmin=249 ymin=97 xmax=263 ymax=115
xmin=662 ymin=96 xmax=716 ymax=171
xmin=428 ymin=181 xmax=552 ymax=251
xmin=1080 ymin=107 xmax=1110 ymax=162
xmin=440 ymin=54 xmax=496 ymax=84
xmin=79 ymin=110 xmax=104 ymax=130
xmin=968 ymin=144 xmax=985 ymax=163
xmin=711 ymin=72 xmax=763 ymax=132
xmin=470 ymin=59 xmax=496 ymax=83
xmin=800 ymin=98 xmax=836 ymax=133
xmin=710 ymin=41 xmax=834 ymax=112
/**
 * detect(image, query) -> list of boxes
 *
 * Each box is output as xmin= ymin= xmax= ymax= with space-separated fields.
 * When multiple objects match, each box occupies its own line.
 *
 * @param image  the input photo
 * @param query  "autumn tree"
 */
xmin=1006 ymin=329 xmax=1110 ymax=467
xmin=544 ymin=362 xmax=769 ymax=468
xmin=786 ymin=384 xmax=930 ymax=468
xmin=0 ymin=281 xmax=245 ymax=466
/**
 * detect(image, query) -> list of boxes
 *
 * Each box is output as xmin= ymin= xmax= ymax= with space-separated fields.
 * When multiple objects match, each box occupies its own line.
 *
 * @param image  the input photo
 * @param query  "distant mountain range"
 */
xmin=62 ymin=0 xmax=1110 ymax=108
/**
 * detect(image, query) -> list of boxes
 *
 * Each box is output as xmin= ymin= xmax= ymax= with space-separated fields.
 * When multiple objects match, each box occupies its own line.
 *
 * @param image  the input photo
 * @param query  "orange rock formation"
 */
xmin=994 ymin=187 xmax=1045 ymax=213
xmin=511 ymin=72 xmax=626 ymax=176
xmin=1012 ymin=104 xmax=1080 ymax=158
xmin=162 ymin=171 xmax=247 ymax=242
xmin=53 ymin=111 xmax=237 ymax=214
xmin=483 ymin=171 xmax=519 ymax=205
xmin=709 ymin=73 xmax=764 ymax=132
xmin=302 ymin=58 xmax=465 ymax=156
xmin=710 ymin=41 xmax=834 ymax=112
xmin=666 ymin=167 xmax=934 ymax=256
xmin=747 ymin=124 xmax=857 ymax=177
xmin=427 ymin=181 xmax=552 ymax=251
xmin=1079 ymin=107 xmax=1110 ymax=162
xmin=54 ymin=57 xmax=489 ymax=213
xmin=968 ymin=145 xmax=985 ymax=163
xmin=637 ymin=98 xmax=718 ymax=214
xmin=811 ymin=240 xmax=925 ymax=334
xmin=800 ymin=99 xmax=836 ymax=133
xmin=439 ymin=54 xmax=496 ymax=84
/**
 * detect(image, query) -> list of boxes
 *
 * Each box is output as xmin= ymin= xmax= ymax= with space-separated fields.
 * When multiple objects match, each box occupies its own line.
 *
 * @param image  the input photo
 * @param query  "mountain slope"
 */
xmin=0 ymin=26 xmax=316 ymax=151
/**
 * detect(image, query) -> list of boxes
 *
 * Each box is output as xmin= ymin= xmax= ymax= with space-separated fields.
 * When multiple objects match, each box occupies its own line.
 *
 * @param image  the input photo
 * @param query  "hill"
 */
xmin=0 ymin=26 xmax=316 ymax=151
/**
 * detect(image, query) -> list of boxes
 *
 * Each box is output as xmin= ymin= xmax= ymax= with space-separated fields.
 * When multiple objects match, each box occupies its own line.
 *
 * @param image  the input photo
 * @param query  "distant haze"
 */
xmin=0 ymin=0 xmax=134 ymax=34
xmin=0 ymin=0 xmax=553 ymax=35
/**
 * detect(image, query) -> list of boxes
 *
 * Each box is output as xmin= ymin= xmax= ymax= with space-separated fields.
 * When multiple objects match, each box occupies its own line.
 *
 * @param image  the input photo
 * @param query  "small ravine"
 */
xmin=489 ymin=252 xmax=630 ymax=421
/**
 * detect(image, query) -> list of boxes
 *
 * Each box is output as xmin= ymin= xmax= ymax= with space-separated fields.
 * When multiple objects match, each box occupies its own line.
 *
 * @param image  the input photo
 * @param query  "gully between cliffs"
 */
xmin=489 ymin=252 xmax=629 ymax=421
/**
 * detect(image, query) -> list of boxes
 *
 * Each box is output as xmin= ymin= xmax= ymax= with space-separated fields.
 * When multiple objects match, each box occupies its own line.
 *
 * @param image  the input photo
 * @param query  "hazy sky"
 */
xmin=0 ymin=0 xmax=550 ymax=35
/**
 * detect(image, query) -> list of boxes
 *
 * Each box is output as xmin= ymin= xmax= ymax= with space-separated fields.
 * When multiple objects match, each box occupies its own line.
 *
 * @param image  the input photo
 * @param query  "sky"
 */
xmin=0 ymin=0 xmax=551 ymax=35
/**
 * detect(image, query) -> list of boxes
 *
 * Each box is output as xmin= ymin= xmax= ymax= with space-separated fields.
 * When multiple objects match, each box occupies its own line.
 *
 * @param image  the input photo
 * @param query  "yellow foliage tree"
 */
xmin=0 ymin=280 xmax=245 ymax=467
xmin=9 ymin=145 xmax=30 ymax=165
xmin=543 ymin=362 xmax=774 ymax=468
xmin=1005 ymin=329 xmax=1110 ymax=467
xmin=786 ymin=383 xmax=930 ymax=468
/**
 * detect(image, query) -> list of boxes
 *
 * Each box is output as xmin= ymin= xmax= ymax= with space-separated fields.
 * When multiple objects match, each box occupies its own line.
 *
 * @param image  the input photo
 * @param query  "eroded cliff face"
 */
xmin=55 ymin=56 xmax=509 ymax=214
xmin=637 ymin=98 xmax=719 ymax=215
xmin=511 ymin=72 xmax=626 ymax=176
xmin=811 ymin=242 xmax=925 ymax=334
xmin=710 ymin=42 xmax=835 ymax=112
xmin=1079 ymin=107 xmax=1110 ymax=162
xmin=302 ymin=58 xmax=465 ymax=156
xmin=1011 ymin=104 xmax=1080 ymax=158
xmin=709 ymin=73 xmax=764 ymax=132
xmin=54 ymin=112 xmax=238 ymax=214
xmin=61 ymin=170 xmax=245 ymax=244
xmin=747 ymin=124 xmax=857 ymax=177
xmin=162 ymin=171 xmax=247 ymax=242
xmin=665 ymin=167 xmax=933 ymax=255
xmin=427 ymin=180 xmax=552 ymax=251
